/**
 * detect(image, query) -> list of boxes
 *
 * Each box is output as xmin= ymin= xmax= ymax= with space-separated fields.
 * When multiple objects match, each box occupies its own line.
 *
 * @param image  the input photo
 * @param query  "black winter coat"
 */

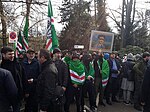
xmin=36 ymin=59 xmax=58 ymax=111
xmin=1 ymin=59 xmax=26 ymax=100
xmin=22 ymin=58 xmax=40 ymax=94
xmin=54 ymin=59 xmax=68 ymax=87
xmin=142 ymin=66 xmax=150 ymax=105
xmin=0 ymin=68 xmax=18 ymax=112
xmin=122 ymin=60 xmax=135 ymax=81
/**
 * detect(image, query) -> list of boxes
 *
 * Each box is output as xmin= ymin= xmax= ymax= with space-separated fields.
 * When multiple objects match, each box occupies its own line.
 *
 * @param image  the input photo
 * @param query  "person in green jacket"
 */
xmin=64 ymin=52 xmax=85 ymax=112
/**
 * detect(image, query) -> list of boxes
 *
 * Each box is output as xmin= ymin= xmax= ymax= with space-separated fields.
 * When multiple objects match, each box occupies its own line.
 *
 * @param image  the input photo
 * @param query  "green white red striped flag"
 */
xmin=16 ymin=31 xmax=23 ymax=52
xmin=22 ymin=17 xmax=29 ymax=51
xmin=45 ymin=0 xmax=59 ymax=52
xmin=69 ymin=60 xmax=85 ymax=85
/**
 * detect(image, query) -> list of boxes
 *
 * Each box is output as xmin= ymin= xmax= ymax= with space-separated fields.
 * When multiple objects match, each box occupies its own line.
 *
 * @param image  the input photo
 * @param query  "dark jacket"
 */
xmin=37 ymin=59 xmax=58 ymax=111
xmin=1 ymin=59 xmax=26 ymax=100
xmin=22 ymin=58 xmax=40 ymax=94
xmin=122 ymin=60 xmax=135 ymax=80
xmin=0 ymin=68 xmax=18 ymax=112
xmin=141 ymin=66 xmax=150 ymax=104
xmin=133 ymin=59 xmax=147 ymax=82
xmin=53 ymin=59 xmax=68 ymax=87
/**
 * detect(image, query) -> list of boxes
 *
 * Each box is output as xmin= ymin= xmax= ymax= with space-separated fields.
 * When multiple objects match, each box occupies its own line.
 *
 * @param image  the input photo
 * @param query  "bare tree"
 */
xmin=0 ymin=0 xmax=7 ymax=46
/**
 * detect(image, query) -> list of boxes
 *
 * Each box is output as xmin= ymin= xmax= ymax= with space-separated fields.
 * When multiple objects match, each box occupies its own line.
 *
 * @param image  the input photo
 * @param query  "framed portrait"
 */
xmin=89 ymin=30 xmax=114 ymax=53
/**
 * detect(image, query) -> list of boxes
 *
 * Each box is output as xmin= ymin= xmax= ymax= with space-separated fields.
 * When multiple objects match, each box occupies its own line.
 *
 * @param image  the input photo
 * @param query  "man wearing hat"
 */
xmin=52 ymin=48 xmax=68 ymax=112
xmin=133 ymin=52 xmax=150 ymax=111
xmin=22 ymin=48 xmax=40 ymax=112
xmin=64 ymin=52 xmax=85 ymax=112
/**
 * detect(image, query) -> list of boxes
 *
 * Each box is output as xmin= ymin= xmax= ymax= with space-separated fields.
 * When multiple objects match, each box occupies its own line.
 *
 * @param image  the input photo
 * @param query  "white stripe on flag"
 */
xmin=23 ymin=37 xmax=28 ymax=51
xmin=70 ymin=70 xmax=85 ymax=78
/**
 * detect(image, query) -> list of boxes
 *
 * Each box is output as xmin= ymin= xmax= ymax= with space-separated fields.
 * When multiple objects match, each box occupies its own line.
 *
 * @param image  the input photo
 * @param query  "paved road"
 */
xmin=98 ymin=101 xmax=141 ymax=112
xmin=70 ymin=99 xmax=142 ymax=112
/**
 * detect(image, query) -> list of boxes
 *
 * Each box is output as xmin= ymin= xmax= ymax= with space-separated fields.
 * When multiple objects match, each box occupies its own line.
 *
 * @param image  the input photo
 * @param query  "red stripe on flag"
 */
xmin=17 ymin=43 xmax=22 ymax=49
xmin=102 ymin=80 xmax=108 ymax=84
xmin=51 ymin=18 xmax=54 ymax=23
xmin=23 ymin=39 xmax=29 ymax=50
xmin=70 ymin=73 xmax=85 ymax=80
xmin=15 ymin=50 xmax=19 ymax=58
xmin=46 ymin=38 xmax=52 ymax=49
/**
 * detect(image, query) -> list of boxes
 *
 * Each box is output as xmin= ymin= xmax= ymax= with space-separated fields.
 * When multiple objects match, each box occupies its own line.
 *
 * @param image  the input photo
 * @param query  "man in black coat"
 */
xmin=22 ymin=49 xmax=41 ymax=112
xmin=1 ymin=46 xmax=26 ymax=112
xmin=52 ymin=48 xmax=68 ymax=112
xmin=37 ymin=49 xmax=58 ymax=112
xmin=141 ymin=64 xmax=150 ymax=112
xmin=0 ymin=68 xmax=18 ymax=112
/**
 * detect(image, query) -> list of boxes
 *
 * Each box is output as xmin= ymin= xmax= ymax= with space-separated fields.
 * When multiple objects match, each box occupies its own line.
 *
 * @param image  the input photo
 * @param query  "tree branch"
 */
xmin=1 ymin=0 xmax=47 ymax=6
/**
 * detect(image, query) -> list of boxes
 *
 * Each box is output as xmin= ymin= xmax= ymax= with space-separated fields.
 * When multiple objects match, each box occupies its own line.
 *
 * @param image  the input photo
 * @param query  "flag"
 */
xmin=45 ymin=0 xmax=59 ymax=52
xmin=15 ymin=31 xmax=24 ymax=58
xmin=15 ymin=16 xmax=29 ymax=58
xmin=22 ymin=17 xmax=29 ymax=51
xmin=97 ymin=59 xmax=110 ymax=87
xmin=69 ymin=60 xmax=85 ymax=85
xmin=16 ymin=31 xmax=23 ymax=52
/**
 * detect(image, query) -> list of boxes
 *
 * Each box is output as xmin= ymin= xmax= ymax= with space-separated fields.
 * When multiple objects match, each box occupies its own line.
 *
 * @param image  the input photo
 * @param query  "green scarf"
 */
xmin=69 ymin=59 xmax=85 ymax=85
xmin=97 ymin=58 xmax=110 ymax=87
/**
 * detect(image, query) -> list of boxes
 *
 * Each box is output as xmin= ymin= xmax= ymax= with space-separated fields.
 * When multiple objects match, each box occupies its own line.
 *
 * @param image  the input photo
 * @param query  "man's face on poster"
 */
xmin=98 ymin=36 xmax=105 ymax=45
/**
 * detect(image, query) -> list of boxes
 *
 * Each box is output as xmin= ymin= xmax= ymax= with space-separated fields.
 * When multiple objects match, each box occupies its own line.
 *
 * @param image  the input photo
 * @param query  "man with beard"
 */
xmin=22 ymin=49 xmax=40 ymax=112
xmin=133 ymin=52 xmax=150 ymax=111
xmin=52 ymin=48 xmax=68 ymax=112
xmin=1 ymin=46 xmax=26 ymax=112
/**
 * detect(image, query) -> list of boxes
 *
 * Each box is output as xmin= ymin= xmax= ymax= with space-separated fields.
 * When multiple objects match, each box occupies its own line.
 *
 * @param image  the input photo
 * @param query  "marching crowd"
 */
xmin=0 ymin=46 xmax=150 ymax=112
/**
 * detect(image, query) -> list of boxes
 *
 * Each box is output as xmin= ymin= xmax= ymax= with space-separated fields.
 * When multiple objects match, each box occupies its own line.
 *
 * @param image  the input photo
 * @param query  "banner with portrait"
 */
xmin=89 ymin=30 xmax=114 ymax=53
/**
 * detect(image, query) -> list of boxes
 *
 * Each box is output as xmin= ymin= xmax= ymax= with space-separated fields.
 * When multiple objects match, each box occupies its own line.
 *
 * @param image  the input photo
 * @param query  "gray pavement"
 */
xmin=98 ymin=101 xmax=141 ymax=112
xmin=70 ymin=99 xmax=142 ymax=112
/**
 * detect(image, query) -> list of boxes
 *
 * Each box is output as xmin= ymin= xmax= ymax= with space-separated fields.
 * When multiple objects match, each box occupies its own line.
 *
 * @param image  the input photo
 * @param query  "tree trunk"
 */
xmin=0 ymin=0 xmax=7 ymax=46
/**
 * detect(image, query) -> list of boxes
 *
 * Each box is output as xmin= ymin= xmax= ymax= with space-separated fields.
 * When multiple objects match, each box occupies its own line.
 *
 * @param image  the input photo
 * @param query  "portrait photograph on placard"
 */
xmin=89 ymin=30 xmax=114 ymax=53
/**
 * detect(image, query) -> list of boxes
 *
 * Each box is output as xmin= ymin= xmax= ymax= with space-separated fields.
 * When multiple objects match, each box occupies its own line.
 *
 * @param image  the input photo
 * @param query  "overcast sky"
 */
xmin=50 ymin=0 xmax=150 ymax=32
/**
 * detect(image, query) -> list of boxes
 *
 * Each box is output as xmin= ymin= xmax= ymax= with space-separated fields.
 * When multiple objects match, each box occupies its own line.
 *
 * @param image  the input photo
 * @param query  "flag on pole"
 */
xmin=15 ymin=31 xmax=24 ymax=58
xmin=45 ymin=0 xmax=59 ymax=52
xmin=15 ymin=16 xmax=29 ymax=58
xmin=22 ymin=17 xmax=29 ymax=51
xmin=16 ymin=31 xmax=23 ymax=52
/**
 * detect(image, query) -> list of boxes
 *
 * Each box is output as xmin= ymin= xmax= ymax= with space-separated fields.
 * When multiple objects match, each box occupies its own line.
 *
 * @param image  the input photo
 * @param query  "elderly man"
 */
xmin=22 ymin=48 xmax=40 ymax=112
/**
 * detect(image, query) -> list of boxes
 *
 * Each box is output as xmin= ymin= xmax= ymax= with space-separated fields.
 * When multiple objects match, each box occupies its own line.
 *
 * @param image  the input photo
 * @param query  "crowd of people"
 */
xmin=0 ymin=46 xmax=150 ymax=112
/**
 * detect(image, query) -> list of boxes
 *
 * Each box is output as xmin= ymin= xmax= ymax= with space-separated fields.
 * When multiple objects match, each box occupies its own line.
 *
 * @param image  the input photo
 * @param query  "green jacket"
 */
xmin=133 ymin=59 xmax=147 ymax=81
